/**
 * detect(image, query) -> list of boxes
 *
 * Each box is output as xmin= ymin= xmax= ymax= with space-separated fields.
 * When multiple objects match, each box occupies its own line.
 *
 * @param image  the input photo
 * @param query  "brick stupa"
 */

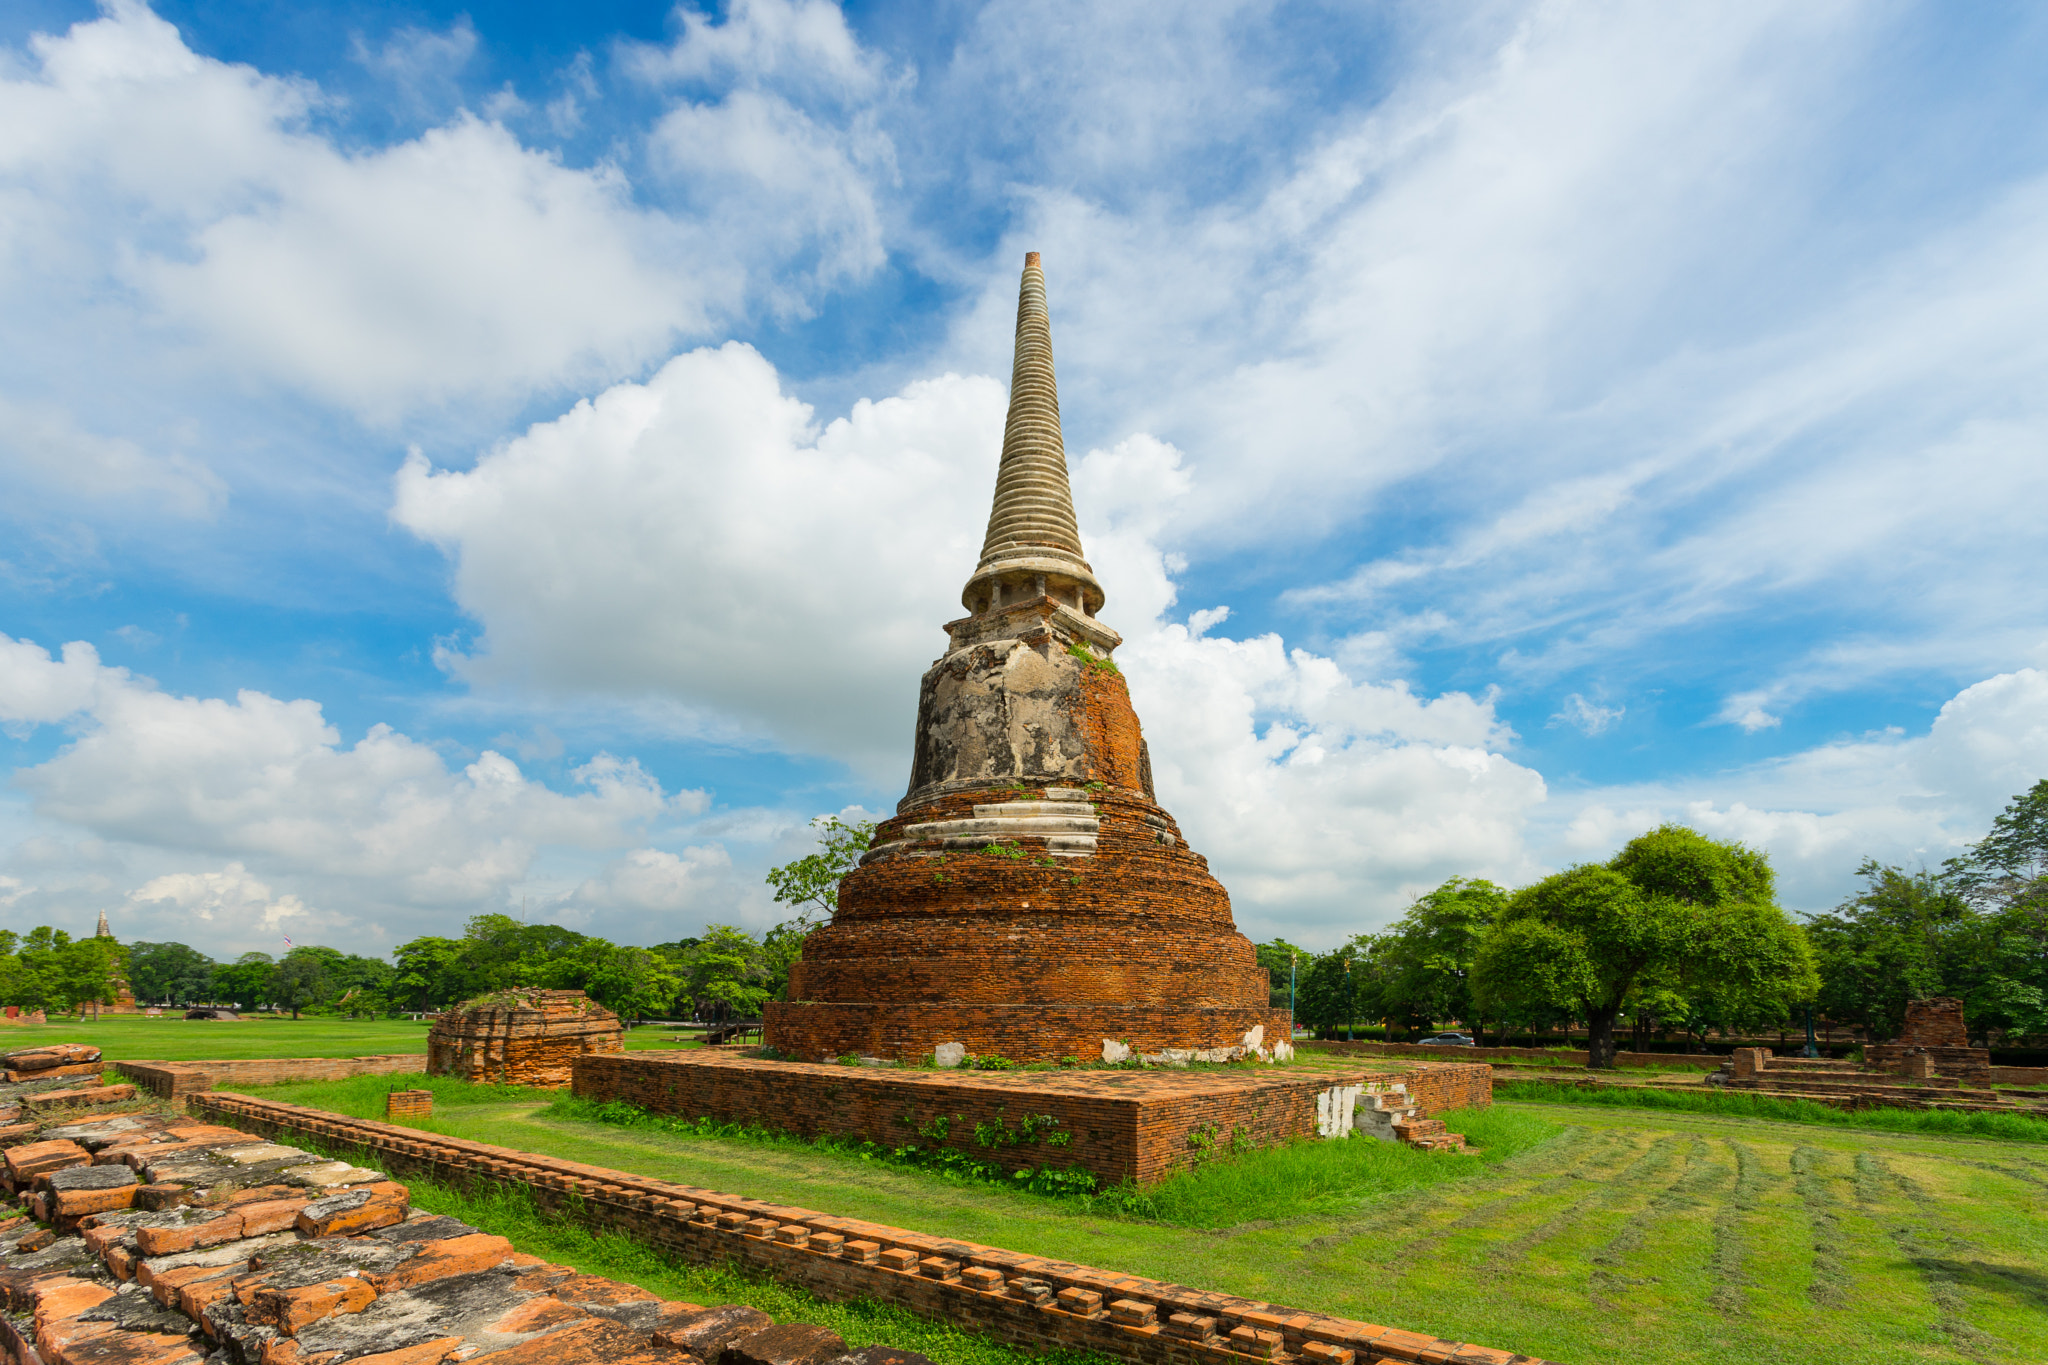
xmin=428 ymin=988 xmax=623 ymax=1087
xmin=767 ymin=253 xmax=1287 ymax=1065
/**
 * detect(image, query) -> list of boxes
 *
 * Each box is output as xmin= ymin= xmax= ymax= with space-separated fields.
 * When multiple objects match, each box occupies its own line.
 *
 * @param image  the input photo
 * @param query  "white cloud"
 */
xmin=1549 ymin=694 xmax=1625 ymax=736
xmin=0 ymin=628 xmax=708 ymax=951
xmin=1549 ymin=667 xmax=2048 ymax=912
xmin=0 ymin=397 xmax=224 ymax=518
xmin=393 ymin=342 xmax=1000 ymax=776
xmin=622 ymin=0 xmax=884 ymax=97
xmin=563 ymin=845 xmax=743 ymax=922
xmin=126 ymin=863 xmax=310 ymax=934
xmin=0 ymin=0 xmax=899 ymax=423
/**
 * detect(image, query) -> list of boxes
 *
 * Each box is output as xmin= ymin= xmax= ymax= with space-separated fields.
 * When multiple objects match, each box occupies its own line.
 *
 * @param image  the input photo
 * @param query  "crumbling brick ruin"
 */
xmin=0 ymin=1046 xmax=145 ymax=1142
xmin=1864 ymin=995 xmax=1993 ymax=1087
xmin=1715 ymin=999 xmax=2047 ymax=1116
xmin=769 ymin=254 xmax=1286 ymax=1065
xmin=177 ymin=1092 xmax=1546 ymax=1365
xmin=428 ymin=989 xmax=623 ymax=1087
xmin=0 ymin=1108 xmax=889 ymax=1365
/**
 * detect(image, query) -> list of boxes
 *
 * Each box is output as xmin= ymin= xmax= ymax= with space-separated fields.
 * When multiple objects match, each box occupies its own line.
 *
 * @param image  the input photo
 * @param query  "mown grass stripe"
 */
xmin=1788 ymin=1146 xmax=1849 ymax=1309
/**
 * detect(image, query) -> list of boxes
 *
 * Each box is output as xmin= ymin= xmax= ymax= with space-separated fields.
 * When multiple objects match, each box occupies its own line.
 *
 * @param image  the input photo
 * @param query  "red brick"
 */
xmin=364 ymin=1233 xmax=514 ymax=1292
xmin=136 ymin=1212 xmax=244 ymax=1256
xmin=248 ymin=1277 xmax=377 ymax=1334
xmin=7 ymin=1139 xmax=90 ymax=1183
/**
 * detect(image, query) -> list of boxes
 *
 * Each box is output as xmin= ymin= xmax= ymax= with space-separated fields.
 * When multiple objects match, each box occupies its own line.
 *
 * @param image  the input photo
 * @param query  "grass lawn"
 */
xmin=0 ymin=1014 xmax=701 ymax=1062
xmin=237 ymin=1073 xmax=2048 ymax=1365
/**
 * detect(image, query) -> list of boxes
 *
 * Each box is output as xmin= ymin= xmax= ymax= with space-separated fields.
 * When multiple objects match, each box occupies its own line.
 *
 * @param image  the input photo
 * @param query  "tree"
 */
xmin=1293 ymin=938 xmax=1380 ymax=1037
xmin=1473 ymin=825 xmax=1819 ymax=1068
xmin=1804 ymin=863 xmax=1965 ymax=1040
xmin=268 ymin=951 xmax=330 ymax=1019
xmin=680 ymin=926 xmax=772 ymax=1023
xmin=391 ymin=937 xmax=465 ymax=1012
xmin=51 ymin=937 xmax=126 ymax=1016
xmin=1944 ymin=778 xmax=2048 ymax=908
xmin=126 ymin=942 xmax=217 ymax=1004
xmin=1376 ymin=878 xmax=1508 ymax=1040
xmin=212 ymin=952 xmax=275 ymax=1008
xmin=763 ymin=816 xmax=874 ymax=1000
xmin=1254 ymin=939 xmax=1312 ymax=1014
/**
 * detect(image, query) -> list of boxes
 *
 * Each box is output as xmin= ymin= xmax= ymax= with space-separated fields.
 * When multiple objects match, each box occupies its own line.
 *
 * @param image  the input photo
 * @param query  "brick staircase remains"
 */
xmin=1316 ymin=1082 xmax=1468 ymax=1152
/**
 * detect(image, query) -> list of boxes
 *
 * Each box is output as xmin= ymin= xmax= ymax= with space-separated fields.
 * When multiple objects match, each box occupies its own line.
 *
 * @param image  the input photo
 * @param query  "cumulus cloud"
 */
xmin=395 ymin=351 xmax=1552 ymax=940
xmin=0 ymin=0 xmax=900 ymax=423
xmin=394 ymin=343 xmax=999 ymax=776
xmin=0 ymin=629 xmax=711 ymax=952
xmin=1551 ymin=667 xmax=2048 ymax=913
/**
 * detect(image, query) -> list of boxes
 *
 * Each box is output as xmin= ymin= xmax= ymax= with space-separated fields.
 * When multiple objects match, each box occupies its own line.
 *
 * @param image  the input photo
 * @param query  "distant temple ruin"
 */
xmin=767 ymin=254 xmax=1287 ymax=1064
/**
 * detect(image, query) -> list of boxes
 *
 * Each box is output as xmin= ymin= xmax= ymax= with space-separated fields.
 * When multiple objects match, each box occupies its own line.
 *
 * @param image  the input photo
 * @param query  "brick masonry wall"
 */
xmin=190 ymin=1091 xmax=1547 ymax=1365
xmin=1304 ymin=1040 xmax=1725 ymax=1072
xmin=116 ymin=1053 xmax=427 ymax=1101
xmin=571 ymin=1053 xmax=1490 ymax=1187
xmin=428 ymin=989 xmax=625 ymax=1087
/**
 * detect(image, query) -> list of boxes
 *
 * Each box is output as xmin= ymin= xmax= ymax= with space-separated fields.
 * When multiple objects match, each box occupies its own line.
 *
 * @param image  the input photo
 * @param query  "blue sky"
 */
xmin=3 ymin=0 xmax=2046 ymax=960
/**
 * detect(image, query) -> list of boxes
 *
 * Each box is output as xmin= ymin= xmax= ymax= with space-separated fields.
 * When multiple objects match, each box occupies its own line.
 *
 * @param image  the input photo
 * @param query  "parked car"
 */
xmin=1416 ymin=1032 xmax=1475 ymax=1046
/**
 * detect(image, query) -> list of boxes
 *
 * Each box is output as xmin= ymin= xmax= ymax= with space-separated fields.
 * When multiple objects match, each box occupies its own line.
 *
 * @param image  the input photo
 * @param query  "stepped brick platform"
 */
xmin=190 ymin=1091 xmax=1549 ymax=1365
xmin=770 ymin=254 xmax=1287 ymax=1067
xmin=0 ymin=1109 xmax=888 ymax=1365
xmin=429 ymin=989 xmax=622 ymax=1087
xmin=573 ymin=1052 xmax=1487 ymax=1184
xmin=118 ymin=1054 xmax=427 ymax=1104
xmin=1715 ymin=1047 xmax=2048 ymax=1117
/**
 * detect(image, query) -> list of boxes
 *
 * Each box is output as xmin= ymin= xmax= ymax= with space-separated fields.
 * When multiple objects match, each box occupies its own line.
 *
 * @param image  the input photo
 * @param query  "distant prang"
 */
xmin=767 ymin=253 xmax=1289 ymax=1066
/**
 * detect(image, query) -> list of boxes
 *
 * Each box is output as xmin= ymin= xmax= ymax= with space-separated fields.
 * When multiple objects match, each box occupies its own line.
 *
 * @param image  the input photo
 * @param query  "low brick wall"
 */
xmin=191 ymin=1091 xmax=1547 ymax=1365
xmin=1993 ymin=1066 xmax=2048 ymax=1086
xmin=117 ymin=1053 xmax=427 ymax=1101
xmin=1304 ymin=1040 xmax=1725 ymax=1071
xmin=572 ymin=1052 xmax=1491 ymax=1186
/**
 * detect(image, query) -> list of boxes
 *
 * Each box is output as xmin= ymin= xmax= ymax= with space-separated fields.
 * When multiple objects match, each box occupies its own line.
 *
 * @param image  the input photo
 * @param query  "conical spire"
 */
xmin=96 ymin=910 xmax=111 ymax=938
xmin=961 ymin=253 xmax=1106 ymax=619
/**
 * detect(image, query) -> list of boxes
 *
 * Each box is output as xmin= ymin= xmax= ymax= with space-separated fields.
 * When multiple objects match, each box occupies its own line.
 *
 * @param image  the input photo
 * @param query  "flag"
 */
xmin=283 ymin=935 xmax=294 ymax=948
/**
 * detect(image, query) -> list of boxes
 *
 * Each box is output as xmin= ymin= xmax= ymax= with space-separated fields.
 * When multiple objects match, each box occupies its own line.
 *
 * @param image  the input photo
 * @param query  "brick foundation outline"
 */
xmin=1304 ymin=1041 xmax=1724 ymax=1071
xmin=116 ymin=1053 xmax=427 ymax=1101
xmin=189 ymin=1091 xmax=1549 ymax=1365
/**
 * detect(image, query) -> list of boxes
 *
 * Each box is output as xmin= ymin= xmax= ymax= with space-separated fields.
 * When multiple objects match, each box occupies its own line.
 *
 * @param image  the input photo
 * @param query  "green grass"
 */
xmin=0 ymin=1014 xmax=695 ymax=1062
xmin=1498 ymin=1078 xmax=2048 ymax=1142
xmin=236 ymin=1075 xmax=2048 ymax=1365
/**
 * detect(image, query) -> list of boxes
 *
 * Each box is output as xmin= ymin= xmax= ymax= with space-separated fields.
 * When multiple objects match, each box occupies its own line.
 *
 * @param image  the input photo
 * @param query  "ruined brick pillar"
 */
xmin=767 ymin=254 xmax=1286 ymax=1064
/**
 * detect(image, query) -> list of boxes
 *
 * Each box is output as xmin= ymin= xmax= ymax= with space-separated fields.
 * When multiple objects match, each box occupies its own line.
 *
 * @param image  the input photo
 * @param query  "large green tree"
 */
xmin=1376 ymin=877 xmax=1508 ymax=1040
xmin=126 ymin=942 xmax=217 ymax=1004
xmin=1473 ymin=825 xmax=1819 ymax=1067
xmin=211 ymin=952 xmax=275 ymax=1008
xmin=268 ymin=950 xmax=331 ymax=1019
